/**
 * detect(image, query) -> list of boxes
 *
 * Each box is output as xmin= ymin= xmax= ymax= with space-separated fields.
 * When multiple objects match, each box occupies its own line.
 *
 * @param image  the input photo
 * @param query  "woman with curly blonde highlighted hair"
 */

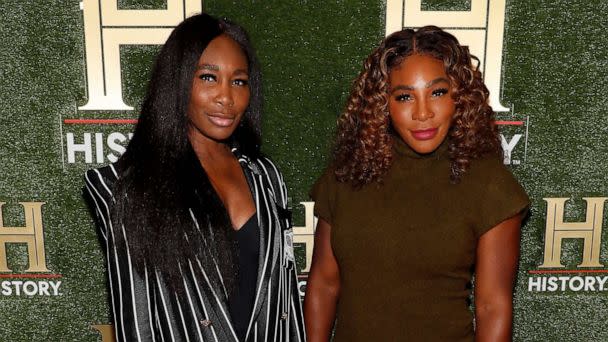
xmin=305 ymin=26 xmax=529 ymax=341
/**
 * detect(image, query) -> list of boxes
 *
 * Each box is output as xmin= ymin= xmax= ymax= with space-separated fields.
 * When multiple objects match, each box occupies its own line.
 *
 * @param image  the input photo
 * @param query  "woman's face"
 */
xmin=187 ymin=34 xmax=250 ymax=144
xmin=388 ymin=53 xmax=455 ymax=154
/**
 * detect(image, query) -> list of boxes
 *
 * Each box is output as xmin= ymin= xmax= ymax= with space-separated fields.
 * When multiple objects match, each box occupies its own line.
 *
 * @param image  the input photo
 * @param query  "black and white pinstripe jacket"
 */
xmin=84 ymin=150 xmax=306 ymax=342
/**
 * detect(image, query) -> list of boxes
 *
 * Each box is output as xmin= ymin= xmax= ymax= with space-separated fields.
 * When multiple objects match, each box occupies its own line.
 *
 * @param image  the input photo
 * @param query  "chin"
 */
xmin=404 ymin=138 xmax=440 ymax=155
xmin=412 ymin=145 xmax=439 ymax=154
xmin=208 ymin=130 xmax=236 ymax=142
xmin=188 ymin=125 xmax=236 ymax=144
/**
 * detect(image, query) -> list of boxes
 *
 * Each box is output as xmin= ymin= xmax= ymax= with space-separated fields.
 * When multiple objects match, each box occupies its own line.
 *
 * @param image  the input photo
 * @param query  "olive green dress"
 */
xmin=310 ymin=137 xmax=529 ymax=341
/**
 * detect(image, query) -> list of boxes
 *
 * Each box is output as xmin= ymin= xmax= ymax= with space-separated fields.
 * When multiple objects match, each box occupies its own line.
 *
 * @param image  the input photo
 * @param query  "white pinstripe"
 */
xmin=84 ymin=153 xmax=306 ymax=342
xmin=155 ymin=270 xmax=176 ymax=342
xmin=144 ymin=265 xmax=157 ymax=342
xmin=194 ymin=257 xmax=240 ymax=341
xmin=244 ymin=176 xmax=267 ymax=340
xmin=179 ymin=264 xmax=205 ymax=341
xmin=120 ymin=223 xmax=143 ymax=341
xmin=174 ymin=293 xmax=191 ymax=342
xmin=188 ymin=209 xmax=228 ymax=300
xmin=109 ymin=163 xmax=118 ymax=178
xmin=153 ymin=291 xmax=167 ymax=342
xmin=188 ymin=260 xmax=220 ymax=342
xmin=83 ymin=185 xmax=107 ymax=241
xmin=87 ymin=171 xmax=127 ymax=342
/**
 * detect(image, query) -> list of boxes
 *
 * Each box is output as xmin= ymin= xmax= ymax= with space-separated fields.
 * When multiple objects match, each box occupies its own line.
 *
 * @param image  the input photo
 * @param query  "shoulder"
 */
xmin=308 ymin=165 xmax=343 ymax=225
xmin=246 ymin=154 xmax=287 ymax=190
xmin=465 ymin=153 xmax=516 ymax=184
xmin=464 ymin=154 xmax=529 ymax=236
xmin=252 ymin=155 xmax=283 ymax=179
xmin=83 ymin=164 xmax=122 ymax=240
xmin=246 ymin=155 xmax=291 ymax=209
xmin=464 ymin=153 xmax=529 ymax=209
xmin=311 ymin=165 xmax=344 ymax=193
xmin=83 ymin=164 xmax=120 ymax=202
xmin=309 ymin=165 xmax=345 ymax=203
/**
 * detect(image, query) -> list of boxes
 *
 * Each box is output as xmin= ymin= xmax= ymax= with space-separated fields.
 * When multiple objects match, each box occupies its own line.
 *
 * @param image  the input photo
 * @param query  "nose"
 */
xmin=412 ymin=98 xmax=434 ymax=121
xmin=215 ymin=82 xmax=234 ymax=108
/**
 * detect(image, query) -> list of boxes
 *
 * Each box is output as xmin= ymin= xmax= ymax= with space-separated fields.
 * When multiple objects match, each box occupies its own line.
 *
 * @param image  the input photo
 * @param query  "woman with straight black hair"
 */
xmin=84 ymin=13 xmax=305 ymax=342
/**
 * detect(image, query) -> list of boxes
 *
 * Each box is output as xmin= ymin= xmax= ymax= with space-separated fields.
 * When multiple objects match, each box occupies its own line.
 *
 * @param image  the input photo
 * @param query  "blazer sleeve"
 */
xmin=84 ymin=167 xmax=157 ymax=342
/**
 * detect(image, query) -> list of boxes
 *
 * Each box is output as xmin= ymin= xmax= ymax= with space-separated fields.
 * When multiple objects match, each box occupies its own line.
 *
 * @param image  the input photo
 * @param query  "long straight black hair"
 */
xmin=112 ymin=13 xmax=263 ymax=292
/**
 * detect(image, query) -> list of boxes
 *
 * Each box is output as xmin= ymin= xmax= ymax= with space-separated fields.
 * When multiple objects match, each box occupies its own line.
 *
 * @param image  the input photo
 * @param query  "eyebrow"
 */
xmin=198 ymin=64 xmax=219 ymax=71
xmin=391 ymin=77 xmax=450 ymax=92
xmin=196 ymin=64 xmax=249 ymax=76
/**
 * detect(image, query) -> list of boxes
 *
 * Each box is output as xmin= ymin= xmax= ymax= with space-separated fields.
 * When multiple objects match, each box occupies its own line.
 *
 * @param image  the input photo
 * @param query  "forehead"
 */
xmin=197 ymin=34 xmax=248 ymax=67
xmin=389 ymin=54 xmax=446 ymax=83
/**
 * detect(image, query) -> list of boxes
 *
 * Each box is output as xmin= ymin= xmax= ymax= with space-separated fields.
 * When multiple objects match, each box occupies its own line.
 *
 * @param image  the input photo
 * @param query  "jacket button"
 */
xmin=200 ymin=319 xmax=212 ymax=327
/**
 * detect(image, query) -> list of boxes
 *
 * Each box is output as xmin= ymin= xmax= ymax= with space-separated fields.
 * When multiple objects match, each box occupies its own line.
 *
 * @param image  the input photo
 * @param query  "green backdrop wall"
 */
xmin=0 ymin=0 xmax=607 ymax=341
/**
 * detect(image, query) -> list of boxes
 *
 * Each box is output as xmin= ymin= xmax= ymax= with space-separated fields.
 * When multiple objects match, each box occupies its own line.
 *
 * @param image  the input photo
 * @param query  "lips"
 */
xmin=410 ymin=128 xmax=438 ymax=140
xmin=207 ymin=113 xmax=235 ymax=127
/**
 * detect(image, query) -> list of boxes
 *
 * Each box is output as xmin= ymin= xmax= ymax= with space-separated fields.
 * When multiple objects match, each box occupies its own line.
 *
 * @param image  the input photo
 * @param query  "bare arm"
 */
xmin=474 ymin=214 xmax=522 ymax=342
xmin=304 ymin=218 xmax=341 ymax=342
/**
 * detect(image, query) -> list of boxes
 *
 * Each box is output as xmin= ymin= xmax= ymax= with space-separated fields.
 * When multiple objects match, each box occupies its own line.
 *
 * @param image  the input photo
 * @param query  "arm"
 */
xmin=304 ymin=218 xmax=341 ymax=342
xmin=84 ymin=169 xmax=156 ymax=342
xmin=474 ymin=214 xmax=522 ymax=342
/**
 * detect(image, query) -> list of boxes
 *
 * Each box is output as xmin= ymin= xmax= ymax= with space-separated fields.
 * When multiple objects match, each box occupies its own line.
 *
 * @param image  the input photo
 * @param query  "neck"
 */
xmin=188 ymin=128 xmax=234 ymax=166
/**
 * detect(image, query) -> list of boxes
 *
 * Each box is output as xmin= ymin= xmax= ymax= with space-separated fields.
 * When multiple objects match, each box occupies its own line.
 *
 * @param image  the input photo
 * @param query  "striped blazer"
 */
xmin=84 ymin=150 xmax=306 ymax=342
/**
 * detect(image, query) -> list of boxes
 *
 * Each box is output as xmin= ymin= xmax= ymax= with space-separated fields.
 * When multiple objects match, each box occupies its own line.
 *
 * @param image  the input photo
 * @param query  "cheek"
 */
xmin=388 ymin=103 xmax=412 ymax=129
xmin=189 ymin=86 xmax=213 ymax=112
xmin=235 ymin=89 xmax=251 ymax=113
xmin=442 ymin=107 xmax=456 ymax=127
xmin=434 ymin=99 xmax=456 ymax=119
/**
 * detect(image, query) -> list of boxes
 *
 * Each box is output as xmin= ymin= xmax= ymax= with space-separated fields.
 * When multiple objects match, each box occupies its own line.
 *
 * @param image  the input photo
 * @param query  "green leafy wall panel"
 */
xmin=0 ymin=1 xmax=606 ymax=340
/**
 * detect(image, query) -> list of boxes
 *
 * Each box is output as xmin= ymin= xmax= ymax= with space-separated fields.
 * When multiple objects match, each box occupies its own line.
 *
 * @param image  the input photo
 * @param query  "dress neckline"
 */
xmin=235 ymin=212 xmax=257 ymax=232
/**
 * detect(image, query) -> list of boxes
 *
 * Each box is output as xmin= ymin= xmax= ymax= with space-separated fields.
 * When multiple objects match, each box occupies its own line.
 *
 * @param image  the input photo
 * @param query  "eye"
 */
xmin=431 ymin=88 xmax=449 ymax=97
xmin=232 ymin=78 xmax=249 ymax=87
xmin=198 ymin=73 xmax=216 ymax=82
xmin=395 ymin=93 xmax=412 ymax=102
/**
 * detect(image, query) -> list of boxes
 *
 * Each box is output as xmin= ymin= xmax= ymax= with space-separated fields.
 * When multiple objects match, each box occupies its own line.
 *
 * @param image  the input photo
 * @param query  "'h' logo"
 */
xmin=385 ymin=0 xmax=509 ymax=111
xmin=540 ymin=197 xmax=607 ymax=268
xmin=0 ymin=202 xmax=48 ymax=273
xmin=293 ymin=202 xmax=317 ymax=273
xmin=79 ymin=0 xmax=204 ymax=111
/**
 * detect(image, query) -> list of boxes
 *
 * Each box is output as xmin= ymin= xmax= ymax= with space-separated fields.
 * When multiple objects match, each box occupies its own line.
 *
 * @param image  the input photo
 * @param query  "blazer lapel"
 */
xmin=186 ymin=201 xmax=241 ymax=341
xmin=241 ymin=157 xmax=282 ymax=339
xmin=184 ymin=150 xmax=241 ymax=341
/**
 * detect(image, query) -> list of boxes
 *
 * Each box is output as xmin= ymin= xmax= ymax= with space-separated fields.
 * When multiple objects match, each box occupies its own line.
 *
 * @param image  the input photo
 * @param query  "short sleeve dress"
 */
xmin=310 ymin=137 xmax=529 ymax=341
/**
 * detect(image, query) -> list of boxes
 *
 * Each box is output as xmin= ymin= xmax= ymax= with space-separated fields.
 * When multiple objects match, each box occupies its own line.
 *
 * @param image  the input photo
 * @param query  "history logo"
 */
xmin=496 ymin=116 xmax=529 ymax=165
xmin=0 ymin=202 xmax=62 ymax=296
xmin=386 ymin=0 xmax=510 ymax=112
xmin=528 ymin=197 xmax=608 ymax=293
xmin=62 ymin=0 xmax=204 ymax=167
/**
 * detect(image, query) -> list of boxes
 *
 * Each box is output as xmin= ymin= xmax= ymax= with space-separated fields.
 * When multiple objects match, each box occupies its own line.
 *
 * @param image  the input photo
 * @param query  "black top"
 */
xmin=229 ymin=213 xmax=259 ymax=342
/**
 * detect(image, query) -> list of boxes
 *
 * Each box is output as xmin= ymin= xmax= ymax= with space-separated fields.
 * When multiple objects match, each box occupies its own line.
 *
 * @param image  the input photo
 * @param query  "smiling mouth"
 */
xmin=410 ymin=128 xmax=438 ymax=140
xmin=207 ymin=113 xmax=235 ymax=127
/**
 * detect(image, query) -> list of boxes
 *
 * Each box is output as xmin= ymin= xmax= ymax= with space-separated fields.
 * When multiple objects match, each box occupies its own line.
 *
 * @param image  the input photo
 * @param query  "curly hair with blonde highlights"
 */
xmin=333 ymin=26 xmax=502 ymax=187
